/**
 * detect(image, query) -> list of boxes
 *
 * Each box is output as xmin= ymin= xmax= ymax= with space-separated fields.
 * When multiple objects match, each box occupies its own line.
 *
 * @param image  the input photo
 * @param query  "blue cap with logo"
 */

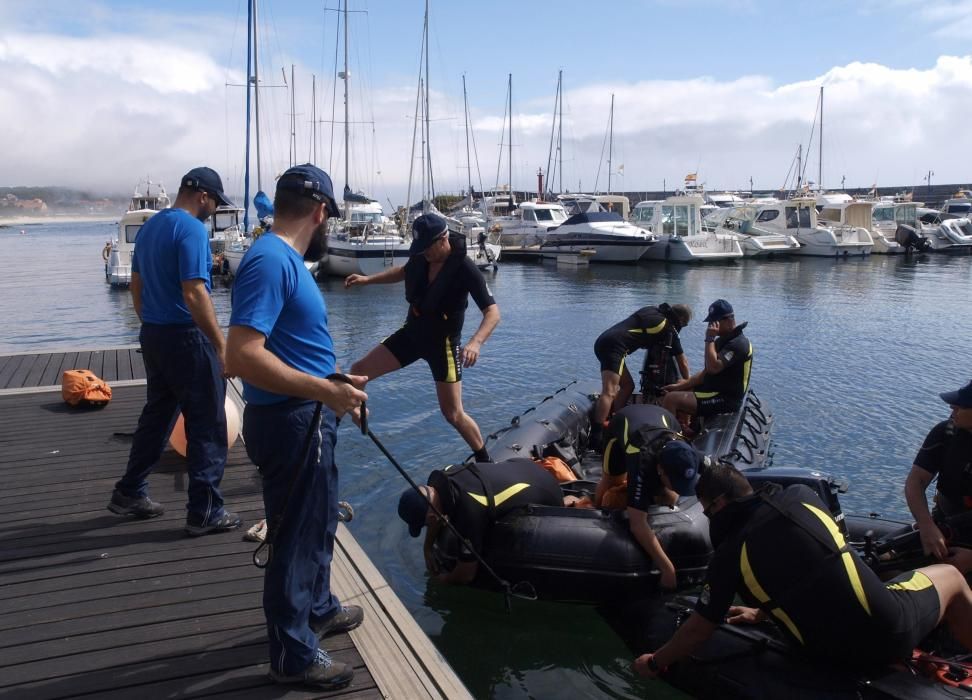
xmin=276 ymin=163 xmax=340 ymax=217
xmin=659 ymin=440 xmax=702 ymax=496
xmin=409 ymin=213 xmax=449 ymax=255
xmin=182 ymin=166 xmax=234 ymax=207
xmin=398 ymin=487 xmax=430 ymax=537
xmin=703 ymin=299 xmax=734 ymax=323
xmin=941 ymin=380 xmax=972 ymax=409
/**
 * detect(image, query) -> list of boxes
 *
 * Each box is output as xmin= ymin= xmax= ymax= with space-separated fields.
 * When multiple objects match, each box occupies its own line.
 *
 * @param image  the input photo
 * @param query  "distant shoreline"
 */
xmin=0 ymin=214 xmax=116 ymax=226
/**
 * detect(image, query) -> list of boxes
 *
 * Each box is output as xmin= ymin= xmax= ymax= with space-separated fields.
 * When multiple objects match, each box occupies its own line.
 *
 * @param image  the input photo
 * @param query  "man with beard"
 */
xmin=344 ymin=213 xmax=500 ymax=462
xmin=108 ymin=166 xmax=241 ymax=537
xmin=225 ymin=164 xmax=368 ymax=690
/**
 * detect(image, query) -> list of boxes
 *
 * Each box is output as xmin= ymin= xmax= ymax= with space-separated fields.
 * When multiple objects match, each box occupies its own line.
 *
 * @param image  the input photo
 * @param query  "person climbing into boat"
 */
xmin=225 ymin=164 xmax=368 ymax=691
xmin=107 ymin=166 xmax=240 ymax=536
xmin=344 ymin=213 xmax=500 ymax=462
xmin=905 ymin=379 xmax=972 ymax=560
xmin=397 ymin=458 xmax=564 ymax=585
xmin=590 ymin=303 xmax=692 ymax=447
xmin=634 ymin=462 xmax=972 ymax=680
xmin=661 ymin=299 xmax=752 ymax=427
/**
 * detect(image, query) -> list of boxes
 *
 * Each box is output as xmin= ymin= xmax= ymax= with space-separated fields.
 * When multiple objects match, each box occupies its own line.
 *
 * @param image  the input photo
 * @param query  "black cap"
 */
xmin=941 ymin=380 xmax=972 ymax=409
xmin=703 ymin=299 xmax=734 ymax=323
xmin=409 ymin=213 xmax=449 ymax=255
xmin=182 ymin=166 xmax=234 ymax=207
xmin=398 ymin=488 xmax=430 ymax=537
xmin=275 ymin=163 xmax=340 ymax=217
xmin=658 ymin=441 xmax=702 ymax=496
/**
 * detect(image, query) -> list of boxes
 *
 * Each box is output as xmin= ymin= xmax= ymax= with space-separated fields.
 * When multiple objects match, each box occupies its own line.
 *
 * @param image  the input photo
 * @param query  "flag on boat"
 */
xmin=684 ymin=173 xmax=697 ymax=182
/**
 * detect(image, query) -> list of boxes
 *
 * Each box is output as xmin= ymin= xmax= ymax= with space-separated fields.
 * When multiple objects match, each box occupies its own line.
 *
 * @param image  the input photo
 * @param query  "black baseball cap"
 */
xmin=941 ymin=380 xmax=972 ymax=409
xmin=181 ymin=166 xmax=234 ymax=207
xmin=398 ymin=487 xmax=430 ymax=537
xmin=703 ymin=299 xmax=734 ymax=323
xmin=658 ymin=441 xmax=702 ymax=496
xmin=409 ymin=213 xmax=449 ymax=255
xmin=275 ymin=163 xmax=340 ymax=217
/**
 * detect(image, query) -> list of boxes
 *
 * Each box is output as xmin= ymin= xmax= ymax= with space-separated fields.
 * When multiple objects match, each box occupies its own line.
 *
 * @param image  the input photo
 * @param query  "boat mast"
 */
xmin=607 ymin=93 xmax=614 ymax=194
xmin=796 ymin=144 xmax=803 ymax=193
xmin=818 ymin=85 xmax=823 ymax=191
xmin=342 ymin=0 xmax=350 ymax=220
xmin=507 ymin=73 xmax=513 ymax=206
xmin=463 ymin=74 xmax=473 ymax=204
xmin=545 ymin=70 xmax=562 ymax=199
xmin=557 ymin=73 xmax=563 ymax=195
xmin=288 ymin=64 xmax=296 ymax=167
xmin=253 ymin=0 xmax=262 ymax=192
xmin=243 ymin=0 xmax=253 ymax=231
xmin=424 ymin=1 xmax=432 ymax=210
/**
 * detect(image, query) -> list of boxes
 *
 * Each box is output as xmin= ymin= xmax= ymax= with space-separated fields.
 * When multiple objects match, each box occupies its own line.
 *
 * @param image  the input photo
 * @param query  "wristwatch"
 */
xmin=704 ymin=336 xmax=717 ymax=343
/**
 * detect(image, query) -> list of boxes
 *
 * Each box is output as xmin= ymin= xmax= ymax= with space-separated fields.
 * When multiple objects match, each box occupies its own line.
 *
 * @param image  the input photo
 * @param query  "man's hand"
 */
xmin=919 ymin=521 xmax=949 ymax=560
xmin=632 ymin=653 xmax=662 ymax=679
xmin=659 ymin=565 xmax=677 ymax=591
xmin=663 ymin=379 xmax=687 ymax=393
xmin=944 ymin=546 xmax=972 ymax=574
xmin=461 ymin=339 xmax=483 ymax=368
xmin=726 ymin=605 xmax=764 ymax=625
xmin=706 ymin=321 xmax=720 ymax=338
xmin=324 ymin=374 xmax=368 ymax=417
xmin=344 ymin=273 xmax=368 ymax=289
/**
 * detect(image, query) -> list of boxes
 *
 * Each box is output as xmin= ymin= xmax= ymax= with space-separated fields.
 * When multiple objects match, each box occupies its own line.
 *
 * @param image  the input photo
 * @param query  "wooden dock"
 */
xmin=0 ymin=348 xmax=471 ymax=699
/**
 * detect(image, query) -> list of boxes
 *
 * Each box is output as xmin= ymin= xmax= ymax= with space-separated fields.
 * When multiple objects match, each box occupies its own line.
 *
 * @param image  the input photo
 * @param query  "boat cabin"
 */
xmin=632 ymin=195 xmax=704 ymax=236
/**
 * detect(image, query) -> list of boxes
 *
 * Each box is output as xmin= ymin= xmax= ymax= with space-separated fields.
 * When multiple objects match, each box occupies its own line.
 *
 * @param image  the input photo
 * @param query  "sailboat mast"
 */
xmin=507 ymin=73 xmax=512 ymax=205
xmin=342 ymin=0 xmax=350 ymax=216
xmin=424 ymin=1 xmax=432 ymax=206
xmin=545 ymin=70 xmax=561 ymax=198
xmin=289 ymin=64 xmax=296 ymax=167
xmin=243 ymin=0 xmax=253 ymax=232
xmin=311 ymin=75 xmax=317 ymax=164
xmin=818 ymin=85 xmax=823 ymax=191
xmin=607 ymin=93 xmax=614 ymax=194
xmin=557 ymin=72 xmax=563 ymax=195
xmin=253 ymin=0 xmax=262 ymax=191
xmin=463 ymin=74 xmax=473 ymax=202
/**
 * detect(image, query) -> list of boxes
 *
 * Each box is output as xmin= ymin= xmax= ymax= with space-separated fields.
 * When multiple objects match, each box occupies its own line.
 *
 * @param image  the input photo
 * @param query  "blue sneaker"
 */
xmin=184 ymin=510 xmax=241 ymax=537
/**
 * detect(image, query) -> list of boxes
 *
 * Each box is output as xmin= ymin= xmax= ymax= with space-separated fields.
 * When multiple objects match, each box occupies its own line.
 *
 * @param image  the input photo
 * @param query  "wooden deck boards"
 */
xmin=0 ymin=347 xmax=145 ymax=391
xmin=0 ymin=370 xmax=470 ymax=700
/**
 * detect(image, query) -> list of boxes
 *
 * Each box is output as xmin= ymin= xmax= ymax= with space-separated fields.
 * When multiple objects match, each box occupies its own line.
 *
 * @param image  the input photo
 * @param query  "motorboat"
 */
xmin=870 ymin=201 xmax=930 ymax=254
xmin=702 ymin=204 xmax=801 ymax=257
xmin=817 ymin=196 xmax=894 ymax=254
xmin=489 ymin=200 xmax=569 ymax=252
xmin=939 ymin=198 xmax=972 ymax=221
xmin=104 ymin=179 xmax=170 ymax=287
xmin=633 ymin=195 xmax=744 ymax=262
xmin=750 ymin=197 xmax=872 ymax=257
xmin=925 ymin=217 xmax=972 ymax=254
xmin=538 ymin=211 xmax=658 ymax=263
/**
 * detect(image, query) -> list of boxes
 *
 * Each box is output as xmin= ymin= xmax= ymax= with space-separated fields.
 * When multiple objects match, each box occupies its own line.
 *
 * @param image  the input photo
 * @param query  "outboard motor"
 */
xmin=895 ymin=223 xmax=930 ymax=253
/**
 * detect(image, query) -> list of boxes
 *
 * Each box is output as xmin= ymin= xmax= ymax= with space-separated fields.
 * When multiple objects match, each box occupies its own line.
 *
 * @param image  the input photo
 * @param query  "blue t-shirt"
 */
xmin=131 ymin=208 xmax=212 ymax=325
xmin=230 ymin=233 xmax=336 ymax=405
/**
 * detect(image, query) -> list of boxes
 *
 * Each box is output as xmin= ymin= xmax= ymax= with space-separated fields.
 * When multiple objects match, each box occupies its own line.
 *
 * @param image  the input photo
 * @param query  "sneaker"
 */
xmin=312 ymin=605 xmax=364 ymax=638
xmin=184 ymin=510 xmax=241 ymax=537
xmin=269 ymin=648 xmax=353 ymax=689
xmin=107 ymin=490 xmax=165 ymax=518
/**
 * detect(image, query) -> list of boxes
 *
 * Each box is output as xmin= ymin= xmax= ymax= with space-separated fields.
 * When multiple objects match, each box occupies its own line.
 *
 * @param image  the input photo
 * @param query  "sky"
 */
xmin=1 ymin=0 xmax=971 ymax=210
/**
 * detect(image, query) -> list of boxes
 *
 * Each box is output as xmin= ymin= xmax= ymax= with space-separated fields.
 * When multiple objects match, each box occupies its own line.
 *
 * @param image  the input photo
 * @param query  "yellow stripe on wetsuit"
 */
xmin=626 ymin=319 xmax=667 ymax=335
xmin=740 ymin=542 xmax=805 ymax=644
xmin=444 ymin=337 xmax=457 ymax=383
xmin=887 ymin=571 xmax=934 ymax=592
xmin=802 ymin=502 xmax=872 ymax=617
xmin=467 ymin=482 xmax=531 ymax=507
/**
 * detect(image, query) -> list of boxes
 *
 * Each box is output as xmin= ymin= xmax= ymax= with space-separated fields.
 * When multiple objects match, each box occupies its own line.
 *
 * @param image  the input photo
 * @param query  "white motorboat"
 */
xmin=490 ymin=200 xmax=569 ymax=250
xmin=634 ymin=195 xmax=744 ymax=262
xmin=816 ymin=195 xmax=890 ymax=254
xmin=539 ymin=211 xmax=657 ymax=263
xmin=869 ymin=201 xmax=930 ymax=254
xmin=104 ymin=179 xmax=170 ymax=286
xmin=751 ymin=197 xmax=871 ymax=257
xmin=926 ymin=217 xmax=972 ymax=253
xmin=702 ymin=204 xmax=801 ymax=257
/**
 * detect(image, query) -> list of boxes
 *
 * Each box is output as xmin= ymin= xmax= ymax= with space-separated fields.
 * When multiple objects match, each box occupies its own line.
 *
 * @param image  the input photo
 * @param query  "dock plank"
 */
xmin=0 ymin=357 xmax=469 ymax=699
xmin=0 ymin=353 xmax=26 ymax=389
xmin=38 ymin=352 xmax=68 ymax=386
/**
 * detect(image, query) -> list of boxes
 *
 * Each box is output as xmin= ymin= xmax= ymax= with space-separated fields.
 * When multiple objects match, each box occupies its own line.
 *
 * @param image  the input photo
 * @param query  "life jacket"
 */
xmin=61 ymin=369 xmax=112 ymax=407
xmin=403 ymin=233 xmax=468 ymax=319
xmin=533 ymin=455 xmax=576 ymax=483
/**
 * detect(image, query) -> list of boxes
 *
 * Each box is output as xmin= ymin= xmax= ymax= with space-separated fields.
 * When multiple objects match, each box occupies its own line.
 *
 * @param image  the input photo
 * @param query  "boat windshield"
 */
xmin=895 ymin=204 xmax=918 ymax=226
xmin=351 ymin=212 xmax=383 ymax=225
xmin=785 ymin=206 xmax=812 ymax=229
xmin=212 ymin=211 xmax=240 ymax=232
xmin=125 ymin=225 xmax=141 ymax=243
xmin=661 ymin=205 xmax=697 ymax=236
xmin=872 ymin=206 xmax=894 ymax=223
xmin=535 ymin=208 xmax=566 ymax=222
xmin=633 ymin=206 xmax=655 ymax=224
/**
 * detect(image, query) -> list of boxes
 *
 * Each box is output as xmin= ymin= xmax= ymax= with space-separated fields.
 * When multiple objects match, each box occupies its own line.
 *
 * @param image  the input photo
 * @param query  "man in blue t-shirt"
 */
xmin=225 ymin=164 xmax=367 ymax=691
xmin=108 ymin=166 xmax=241 ymax=537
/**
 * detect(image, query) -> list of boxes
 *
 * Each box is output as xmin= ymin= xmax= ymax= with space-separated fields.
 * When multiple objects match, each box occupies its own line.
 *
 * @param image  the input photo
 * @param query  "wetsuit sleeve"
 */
xmin=716 ymin=335 xmax=746 ymax=368
xmin=462 ymin=259 xmax=496 ymax=310
xmin=913 ymin=422 xmax=948 ymax=476
xmin=176 ymin=218 xmax=212 ymax=283
xmin=627 ymin=463 xmax=656 ymax=512
xmin=230 ymin=249 xmax=292 ymax=337
xmin=672 ymin=332 xmax=684 ymax=356
xmin=694 ymin=546 xmax=742 ymax=624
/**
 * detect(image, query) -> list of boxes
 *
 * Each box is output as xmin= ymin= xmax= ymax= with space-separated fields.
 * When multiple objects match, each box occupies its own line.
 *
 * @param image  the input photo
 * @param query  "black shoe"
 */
xmin=312 ymin=605 xmax=364 ymax=638
xmin=184 ymin=510 xmax=241 ymax=537
xmin=269 ymin=648 xmax=354 ymax=689
xmin=107 ymin=490 xmax=164 ymax=518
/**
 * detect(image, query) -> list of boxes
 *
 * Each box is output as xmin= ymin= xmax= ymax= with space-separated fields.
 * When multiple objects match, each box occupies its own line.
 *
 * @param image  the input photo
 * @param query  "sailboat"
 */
xmin=458 ymin=75 xmax=500 ymax=270
xmin=319 ymin=1 xmax=410 ymax=277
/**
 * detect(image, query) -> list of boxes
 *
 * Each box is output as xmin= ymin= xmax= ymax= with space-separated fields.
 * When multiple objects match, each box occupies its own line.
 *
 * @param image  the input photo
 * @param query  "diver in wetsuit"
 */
xmin=634 ymin=462 xmax=972 ymax=680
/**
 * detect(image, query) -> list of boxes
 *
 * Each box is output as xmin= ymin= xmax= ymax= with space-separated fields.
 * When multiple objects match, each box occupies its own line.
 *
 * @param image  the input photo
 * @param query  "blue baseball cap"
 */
xmin=409 ymin=213 xmax=449 ymax=255
xmin=659 ymin=441 xmax=702 ymax=496
xmin=941 ymin=380 xmax=972 ymax=409
xmin=181 ymin=166 xmax=234 ymax=207
xmin=703 ymin=299 xmax=734 ymax=323
xmin=398 ymin=487 xmax=430 ymax=538
xmin=276 ymin=163 xmax=340 ymax=217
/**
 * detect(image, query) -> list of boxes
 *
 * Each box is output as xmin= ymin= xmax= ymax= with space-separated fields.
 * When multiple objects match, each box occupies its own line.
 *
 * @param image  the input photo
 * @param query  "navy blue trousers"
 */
xmin=243 ymin=399 xmax=341 ymax=675
xmin=117 ymin=324 xmax=227 ymax=521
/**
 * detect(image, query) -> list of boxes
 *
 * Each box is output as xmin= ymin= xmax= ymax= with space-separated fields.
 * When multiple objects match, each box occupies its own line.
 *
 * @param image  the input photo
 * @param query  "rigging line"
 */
xmin=593 ymin=100 xmax=611 ymax=194
xmin=327 ymin=2 xmax=341 ymax=173
xmin=801 ymin=89 xmax=820 ymax=186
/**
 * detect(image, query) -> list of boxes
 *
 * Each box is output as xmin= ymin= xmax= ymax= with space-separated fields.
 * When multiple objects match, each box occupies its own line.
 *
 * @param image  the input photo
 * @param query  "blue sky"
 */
xmin=1 ymin=0 xmax=970 ymax=206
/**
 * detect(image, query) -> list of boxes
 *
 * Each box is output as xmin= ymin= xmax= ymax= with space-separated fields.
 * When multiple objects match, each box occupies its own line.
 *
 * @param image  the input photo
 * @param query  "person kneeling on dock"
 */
xmin=590 ymin=303 xmax=691 ymax=447
xmin=661 ymin=299 xmax=752 ymax=428
xmin=398 ymin=458 xmax=564 ymax=585
xmin=634 ymin=462 xmax=972 ymax=680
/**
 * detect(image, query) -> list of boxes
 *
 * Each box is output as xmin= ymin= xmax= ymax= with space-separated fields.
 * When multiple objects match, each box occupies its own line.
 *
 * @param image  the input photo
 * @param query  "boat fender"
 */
xmin=102 ymin=242 xmax=111 ymax=261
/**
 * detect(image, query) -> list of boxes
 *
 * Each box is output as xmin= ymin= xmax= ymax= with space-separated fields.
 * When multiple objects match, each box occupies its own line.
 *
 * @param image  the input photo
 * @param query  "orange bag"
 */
xmin=535 ymin=456 xmax=577 ymax=483
xmin=62 ymin=369 xmax=112 ymax=407
xmin=601 ymin=478 xmax=629 ymax=510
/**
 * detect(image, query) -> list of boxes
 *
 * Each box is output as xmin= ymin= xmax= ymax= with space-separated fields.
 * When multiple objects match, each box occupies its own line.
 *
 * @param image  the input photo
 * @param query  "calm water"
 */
xmin=3 ymin=220 xmax=971 ymax=699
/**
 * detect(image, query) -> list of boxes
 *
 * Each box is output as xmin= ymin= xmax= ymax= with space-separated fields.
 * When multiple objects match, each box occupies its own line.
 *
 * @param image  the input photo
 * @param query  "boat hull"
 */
xmin=320 ymin=242 xmax=411 ymax=277
xmin=640 ymin=234 xmax=744 ymax=262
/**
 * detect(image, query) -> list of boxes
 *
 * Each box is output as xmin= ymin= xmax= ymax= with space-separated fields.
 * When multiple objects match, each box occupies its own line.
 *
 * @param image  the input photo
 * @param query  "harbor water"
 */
xmin=3 ymin=220 xmax=971 ymax=699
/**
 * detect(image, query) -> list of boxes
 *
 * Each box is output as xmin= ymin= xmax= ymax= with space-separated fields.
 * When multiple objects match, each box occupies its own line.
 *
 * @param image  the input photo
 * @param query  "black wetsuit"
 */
xmin=594 ymin=306 xmax=684 ymax=375
xmin=695 ymin=323 xmax=753 ymax=416
xmin=428 ymin=458 xmax=563 ymax=562
xmin=382 ymin=234 xmax=496 ymax=383
xmin=914 ymin=420 xmax=972 ymax=517
xmin=695 ymin=484 xmax=941 ymax=666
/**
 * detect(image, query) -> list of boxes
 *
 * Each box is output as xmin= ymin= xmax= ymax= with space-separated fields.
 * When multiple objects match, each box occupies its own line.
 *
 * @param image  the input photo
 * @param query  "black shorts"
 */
xmin=877 ymin=570 xmax=942 ymax=661
xmin=382 ymin=323 xmax=462 ymax=383
xmin=594 ymin=332 xmax=628 ymax=374
xmin=694 ymin=391 xmax=741 ymax=417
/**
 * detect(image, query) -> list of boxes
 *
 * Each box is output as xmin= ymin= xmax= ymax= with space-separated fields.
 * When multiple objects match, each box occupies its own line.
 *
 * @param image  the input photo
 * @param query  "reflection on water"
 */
xmin=2 ymin=222 xmax=971 ymax=699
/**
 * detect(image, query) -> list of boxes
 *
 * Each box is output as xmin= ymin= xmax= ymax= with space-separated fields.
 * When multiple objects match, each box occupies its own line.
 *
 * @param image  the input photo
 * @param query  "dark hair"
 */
xmin=274 ymin=177 xmax=325 ymax=219
xmin=670 ymin=303 xmax=692 ymax=328
xmin=695 ymin=461 xmax=752 ymax=502
xmin=177 ymin=185 xmax=209 ymax=199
